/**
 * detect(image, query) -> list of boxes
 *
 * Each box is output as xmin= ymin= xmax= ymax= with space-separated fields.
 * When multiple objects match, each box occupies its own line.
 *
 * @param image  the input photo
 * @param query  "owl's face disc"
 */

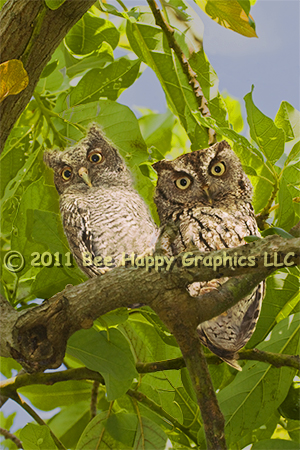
xmin=153 ymin=141 xmax=253 ymax=222
xmin=44 ymin=126 xmax=129 ymax=195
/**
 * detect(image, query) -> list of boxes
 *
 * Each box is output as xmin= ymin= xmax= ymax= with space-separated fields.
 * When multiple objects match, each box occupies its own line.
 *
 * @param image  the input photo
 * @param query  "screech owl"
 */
xmin=153 ymin=140 xmax=265 ymax=370
xmin=44 ymin=125 xmax=157 ymax=277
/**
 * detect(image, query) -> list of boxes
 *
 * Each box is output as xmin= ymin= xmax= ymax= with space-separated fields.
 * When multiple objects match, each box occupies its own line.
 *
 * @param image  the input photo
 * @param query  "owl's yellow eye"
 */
xmin=61 ymin=167 xmax=72 ymax=181
xmin=210 ymin=161 xmax=226 ymax=176
xmin=88 ymin=151 xmax=102 ymax=164
xmin=175 ymin=177 xmax=191 ymax=190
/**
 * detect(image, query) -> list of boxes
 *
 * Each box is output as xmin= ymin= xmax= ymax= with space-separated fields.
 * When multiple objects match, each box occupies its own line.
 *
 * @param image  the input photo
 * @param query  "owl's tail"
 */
xmin=219 ymin=356 xmax=242 ymax=371
xmin=197 ymin=329 xmax=243 ymax=371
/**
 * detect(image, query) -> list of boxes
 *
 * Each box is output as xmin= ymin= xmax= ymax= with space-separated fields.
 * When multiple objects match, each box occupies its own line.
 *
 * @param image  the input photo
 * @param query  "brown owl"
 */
xmin=153 ymin=140 xmax=265 ymax=370
xmin=44 ymin=125 xmax=157 ymax=278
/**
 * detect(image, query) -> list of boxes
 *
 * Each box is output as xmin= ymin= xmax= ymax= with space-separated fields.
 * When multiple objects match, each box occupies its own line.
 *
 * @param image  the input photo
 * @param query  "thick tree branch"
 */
xmin=146 ymin=0 xmax=216 ymax=145
xmin=1 ymin=235 xmax=299 ymax=372
xmin=0 ymin=0 xmax=96 ymax=153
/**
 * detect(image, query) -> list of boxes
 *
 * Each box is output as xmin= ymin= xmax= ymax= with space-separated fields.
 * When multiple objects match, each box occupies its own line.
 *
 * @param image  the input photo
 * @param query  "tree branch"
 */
xmin=0 ymin=235 xmax=299 ymax=372
xmin=11 ymin=392 xmax=66 ymax=450
xmin=0 ymin=0 xmax=96 ymax=153
xmin=146 ymin=0 xmax=216 ymax=145
xmin=0 ymin=427 xmax=22 ymax=449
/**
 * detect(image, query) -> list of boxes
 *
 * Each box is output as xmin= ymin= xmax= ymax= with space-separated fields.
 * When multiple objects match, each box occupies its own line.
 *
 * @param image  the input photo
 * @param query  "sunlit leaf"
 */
xmin=275 ymin=101 xmax=300 ymax=142
xmin=45 ymin=0 xmax=66 ymax=10
xmin=219 ymin=313 xmax=299 ymax=445
xmin=0 ymin=59 xmax=29 ymax=102
xmin=194 ymin=0 xmax=257 ymax=37
xmin=20 ymin=424 xmax=57 ymax=450
xmin=65 ymin=12 xmax=119 ymax=56
xmin=244 ymin=86 xmax=285 ymax=164
xmin=69 ymin=58 xmax=141 ymax=106
xmin=67 ymin=327 xmax=137 ymax=401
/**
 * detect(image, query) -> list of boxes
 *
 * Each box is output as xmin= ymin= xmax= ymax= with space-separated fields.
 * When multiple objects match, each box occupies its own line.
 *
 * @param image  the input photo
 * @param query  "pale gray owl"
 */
xmin=44 ymin=125 xmax=157 ymax=277
xmin=153 ymin=140 xmax=265 ymax=370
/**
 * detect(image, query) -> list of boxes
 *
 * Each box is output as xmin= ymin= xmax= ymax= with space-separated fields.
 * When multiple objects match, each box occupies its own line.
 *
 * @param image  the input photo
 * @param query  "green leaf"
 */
xmin=286 ymin=418 xmax=300 ymax=443
xmin=276 ymin=175 xmax=295 ymax=230
xmin=0 ymin=356 xmax=22 ymax=378
xmin=132 ymin=415 xmax=168 ymax=449
xmin=19 ymin=424 xmax=57 ymax=450
xmin=244 ymin=87 xmax=285 ymax=164
xmin=218 ymin=313 xmax=299 ymax=446
xmin=0 ymin=411 xmax=16 ymax=431
xmin=275 ymin=101 xmax=300 ymax=142
xmin=69 ymin=58 xmax=141 ymax=106
xmin=105 ymin=413 xmax=138 ymax=447
xmin=66 ymin=42 xmax=114 ymax=78
xmin=249 ymin=269 xmax=300 ymax=347
xmin=139 ymin=110 xmax=176 ymax=156
xmin=19 ymin=380 xmax=92 ymax=411
xmin=40 ymin=60 xmax=59 ymax=78
xmin=194 ymin=0 xmax=257 ymax=37
xmin=45 ymin=0 xmax=66 ymax=10
xmin=283 ymin=160 xmax=300 ymax=187
xmin=48 ymin=401 xmax=90 ymax=449
xmin=252 ymin=439 xmax=300 ymax=450
xmin=261 ymin=227 xmax=294 ymax=239
xmin=244 ymin=235 xmax=261 ymax=242
xmin=0 ymin=146 xmax=44 ymax=210
xmin=65 ymin=12 xmax=119 ymax=56
xmin=285 ymin=140 xmax=300 ymax=166
xmin=126 ymin=19 xmax=208 ymax=147
xmin=67 ymin=328 xmax=137 ymax=401
xmin=222 ymin=93 xmax=244 ymax=132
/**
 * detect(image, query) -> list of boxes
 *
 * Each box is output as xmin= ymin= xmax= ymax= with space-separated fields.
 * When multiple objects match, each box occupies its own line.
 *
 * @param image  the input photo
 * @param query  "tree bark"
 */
xmin=1 ymin=235 xmax=299 ymax=372
xmin=0 ymin=0 xmax=96 ymax=153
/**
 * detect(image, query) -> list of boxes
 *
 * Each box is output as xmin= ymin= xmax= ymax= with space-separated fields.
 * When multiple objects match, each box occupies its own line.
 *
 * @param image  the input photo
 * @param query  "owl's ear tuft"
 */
xmin=43 ymin=150 xmax=60 ymax=169
xmin=87 ymin=123 xmax=103 ymax=141
xmin=217 ymin=140 xmax=231 ymax=151
xmin=152 ymin=159 xmax=168 ymax=173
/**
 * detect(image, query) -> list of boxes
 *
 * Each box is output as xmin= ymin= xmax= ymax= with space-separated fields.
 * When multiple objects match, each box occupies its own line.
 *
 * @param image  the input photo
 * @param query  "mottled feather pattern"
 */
xmin=153 ymin=141 xmax=265 ymax=370
xmin=44 ymin=125 xmax=157 ymax=278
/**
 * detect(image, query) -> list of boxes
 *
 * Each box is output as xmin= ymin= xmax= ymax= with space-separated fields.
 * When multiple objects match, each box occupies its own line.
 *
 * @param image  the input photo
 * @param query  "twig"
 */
xmin=237 ymin=349 xmax=300 ymax=369
xmin=0 ymin=427 xmax=22 ymax=449
xmin=11 ymin=393 xmax=66 ymax=450
xmin=127 ymin=389 xmax=198 ymax=445
xmin=90 ymin=380 xmax=100 ymax=420
xmin=147 ymin=0 xmax=216 ymax=145
xmin=1 ymin=347 xmax=298 ymax=398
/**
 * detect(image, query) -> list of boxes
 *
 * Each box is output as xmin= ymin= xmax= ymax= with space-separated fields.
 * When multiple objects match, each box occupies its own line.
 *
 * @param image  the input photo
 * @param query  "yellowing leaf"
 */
xmin=0 ymin=59 xmax=29 ymax=103
xmin=194 ymin=0 xmax=257 ymax=38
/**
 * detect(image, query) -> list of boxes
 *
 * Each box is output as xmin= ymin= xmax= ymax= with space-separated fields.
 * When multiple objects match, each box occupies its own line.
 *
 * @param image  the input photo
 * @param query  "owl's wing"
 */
xmin=61 ymin=204 xmax=103 ymax=277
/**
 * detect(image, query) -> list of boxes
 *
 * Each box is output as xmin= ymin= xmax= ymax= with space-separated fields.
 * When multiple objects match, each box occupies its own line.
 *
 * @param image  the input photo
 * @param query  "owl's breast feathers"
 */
xmin=172 ymin=203 xmax=264 ymax=371
xmin=60 ymin=188 xmax=157 ymax=277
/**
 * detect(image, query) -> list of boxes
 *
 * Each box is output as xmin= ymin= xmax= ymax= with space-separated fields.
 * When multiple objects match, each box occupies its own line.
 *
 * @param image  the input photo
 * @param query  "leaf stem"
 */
xmin=146 ymin=0 xmax=216 ymax=145
xmin=11 ymin=393 xmax=66 ymax=450
xmin=127 ymin=389 xmax=198 ymax=445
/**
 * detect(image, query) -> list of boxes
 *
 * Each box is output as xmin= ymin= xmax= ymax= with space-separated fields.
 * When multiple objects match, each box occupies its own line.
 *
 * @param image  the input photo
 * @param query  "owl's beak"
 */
xmin=203 ymin=186 xmax=213 ymax=204
xmin=78 ymin=167 xmax=92 ymax=187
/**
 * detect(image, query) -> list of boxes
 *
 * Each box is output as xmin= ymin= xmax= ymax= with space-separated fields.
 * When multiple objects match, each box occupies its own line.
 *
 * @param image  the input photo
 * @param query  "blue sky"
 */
xmin=119 ymin=0 xmax=300 ymax=122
